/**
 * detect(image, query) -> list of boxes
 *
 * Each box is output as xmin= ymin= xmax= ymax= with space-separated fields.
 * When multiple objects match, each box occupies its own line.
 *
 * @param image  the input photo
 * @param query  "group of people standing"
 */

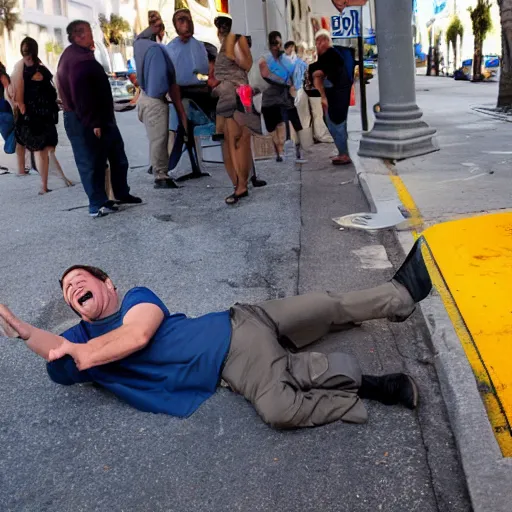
xmin=1 ymin=8 xmax=354 ymax=214
xmin=133 ymin=9 xmax=263 ymax=205
xmin=133 ymin=8 xmax=353 ymax=206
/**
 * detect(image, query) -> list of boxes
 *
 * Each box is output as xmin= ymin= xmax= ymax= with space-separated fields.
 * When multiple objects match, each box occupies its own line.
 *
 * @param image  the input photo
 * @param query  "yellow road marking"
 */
xmin=387 ymin=169 xmax=512 ymax=456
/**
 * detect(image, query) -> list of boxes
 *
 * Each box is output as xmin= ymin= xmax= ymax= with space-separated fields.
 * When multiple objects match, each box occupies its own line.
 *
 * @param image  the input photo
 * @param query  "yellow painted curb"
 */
xmin=388 ymin=170 xmax=512 ymax=457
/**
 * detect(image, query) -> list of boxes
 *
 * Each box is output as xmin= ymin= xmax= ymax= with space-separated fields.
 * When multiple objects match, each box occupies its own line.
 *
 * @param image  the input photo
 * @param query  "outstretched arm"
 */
xmin=47 ymin=303 xmax=164 ymax=371
xmin=1 ymin=302 xmax=164 ymax=371
xmin=0 ymin=304 xmax=65 ymax=359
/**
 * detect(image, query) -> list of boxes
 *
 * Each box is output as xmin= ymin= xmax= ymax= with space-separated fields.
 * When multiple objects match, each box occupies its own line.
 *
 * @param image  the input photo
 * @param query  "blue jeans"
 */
xmin=325 ymin=114 xmax=348 ymax=156
xmin=64 ymin=112 xmax=130 ymax=213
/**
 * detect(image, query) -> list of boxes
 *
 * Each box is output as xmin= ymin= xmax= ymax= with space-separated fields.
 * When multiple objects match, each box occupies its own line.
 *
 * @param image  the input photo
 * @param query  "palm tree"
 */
xmin=469 ymin=0 xmax=493 ymax=82
xmin=99 ymin=13 xmax=131 ymax=47
xmin=0 ymin=0 xmax=20 ymax=64
xmin=497 ymin=0 xmax=512 ymax=108
xmin=446 ymin=15 xmax=464 ymax=73
xmin=0 ymin=0 xmax=19 ymax=35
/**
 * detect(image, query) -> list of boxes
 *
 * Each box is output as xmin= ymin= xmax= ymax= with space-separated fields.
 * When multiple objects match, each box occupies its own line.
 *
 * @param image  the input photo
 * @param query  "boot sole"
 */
xmin=406 ymin=374 xmax=419 ymax=410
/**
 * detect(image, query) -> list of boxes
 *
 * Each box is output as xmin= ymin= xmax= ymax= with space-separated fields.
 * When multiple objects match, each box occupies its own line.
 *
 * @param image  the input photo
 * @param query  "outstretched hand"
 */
xmin=48 ymin=339 xmax=90 ymax=370
xmin=0 ymin=304 xmax=30 ymax=339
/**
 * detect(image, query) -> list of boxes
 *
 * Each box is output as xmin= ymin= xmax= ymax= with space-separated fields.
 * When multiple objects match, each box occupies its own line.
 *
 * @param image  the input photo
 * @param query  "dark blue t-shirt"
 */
xmin=47 ymin=287 xmax=232 ymax=418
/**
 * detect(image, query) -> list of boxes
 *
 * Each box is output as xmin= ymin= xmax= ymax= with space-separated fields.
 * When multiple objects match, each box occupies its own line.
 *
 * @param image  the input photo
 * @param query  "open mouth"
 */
xmin=77 ymin=291 xmax=93 ymax=306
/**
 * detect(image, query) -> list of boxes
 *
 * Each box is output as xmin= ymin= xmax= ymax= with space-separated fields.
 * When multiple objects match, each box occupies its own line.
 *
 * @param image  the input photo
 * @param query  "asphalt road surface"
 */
xmin=0 ymin=112 xmax=471 ymax=512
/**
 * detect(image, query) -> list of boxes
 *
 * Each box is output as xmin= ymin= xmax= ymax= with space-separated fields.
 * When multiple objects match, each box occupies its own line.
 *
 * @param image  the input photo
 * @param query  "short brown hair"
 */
xmin=66 ymin=20 xmax=90 ymax=44
xmin=173 ymin=8 xmax=191 ymax=27
xmin=59 ymin=265 xmax=110 ymax=289
xmin=148 ymin=10 xmax=162 ymax=25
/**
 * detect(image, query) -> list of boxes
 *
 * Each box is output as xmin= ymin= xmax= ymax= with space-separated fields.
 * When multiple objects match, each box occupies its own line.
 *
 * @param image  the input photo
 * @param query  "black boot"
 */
xmin=358 ymin=374 xmax=418 ymax=410
xmin=393 ymin=238 xmax=432 ymax=304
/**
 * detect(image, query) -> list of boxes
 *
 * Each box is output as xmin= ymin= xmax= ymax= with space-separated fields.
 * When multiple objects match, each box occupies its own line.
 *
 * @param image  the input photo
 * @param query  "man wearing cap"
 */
xmin=310 ymin=29 xmax=353 ymax=165
xmin=0 ymin=255 xmax=430 ymax=428
xmin=134 ymin=11 xmax=188 ymax=189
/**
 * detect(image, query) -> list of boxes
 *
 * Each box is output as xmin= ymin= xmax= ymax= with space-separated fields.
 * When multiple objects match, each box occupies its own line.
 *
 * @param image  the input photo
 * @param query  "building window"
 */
xmin=53 ymin=0 xmax=62 ymax=16
xmin=36 ymin=0 xmax=43 ymax=10
xmin=54 ymin=28 xmax=63 ymax=45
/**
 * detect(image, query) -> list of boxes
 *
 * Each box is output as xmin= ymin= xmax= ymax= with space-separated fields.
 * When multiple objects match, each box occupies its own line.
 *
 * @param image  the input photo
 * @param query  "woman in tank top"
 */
xmin=211 ymin=14 xmax=260 ymax=205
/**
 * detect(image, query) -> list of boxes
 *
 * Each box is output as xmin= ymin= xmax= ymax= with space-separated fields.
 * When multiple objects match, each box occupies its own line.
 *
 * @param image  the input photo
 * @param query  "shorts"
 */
xmin=261 ymin=105 xmax=303 ymax=134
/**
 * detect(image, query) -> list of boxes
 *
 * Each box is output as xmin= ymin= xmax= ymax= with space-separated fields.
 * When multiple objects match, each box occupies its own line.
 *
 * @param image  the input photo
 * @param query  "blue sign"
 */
xmin=331 ymin=7 xmax=361 ymax=39
xmin=433 ymin=0 xmax=447 ymax=15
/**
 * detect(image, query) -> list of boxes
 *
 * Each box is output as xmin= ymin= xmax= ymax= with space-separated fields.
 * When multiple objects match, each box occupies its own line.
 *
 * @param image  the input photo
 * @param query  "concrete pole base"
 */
xmin=358 ymin=104 xmax=439 ymax=160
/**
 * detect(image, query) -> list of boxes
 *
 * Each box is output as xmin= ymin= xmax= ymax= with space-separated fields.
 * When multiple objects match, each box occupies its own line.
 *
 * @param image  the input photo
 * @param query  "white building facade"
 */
xmin=1 ymin=0 xmax=136 ymax=72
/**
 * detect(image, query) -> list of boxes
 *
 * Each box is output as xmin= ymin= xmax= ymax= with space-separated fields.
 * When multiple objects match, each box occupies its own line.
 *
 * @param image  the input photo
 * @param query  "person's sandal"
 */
xmin=332 ymin=155 xmax=352 ymax=166
xmin=225 ymin=190 xmax=249 ymax=205
xmin=251 ymin=176 xmax=267 ymax=187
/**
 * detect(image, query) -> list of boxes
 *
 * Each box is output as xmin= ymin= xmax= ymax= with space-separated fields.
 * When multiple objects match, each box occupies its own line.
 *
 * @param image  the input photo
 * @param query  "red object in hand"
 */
xmin=350 ymin=84 xmax=356 ymax=106
xmin=237 ymin=84 xmax=253 ymax=112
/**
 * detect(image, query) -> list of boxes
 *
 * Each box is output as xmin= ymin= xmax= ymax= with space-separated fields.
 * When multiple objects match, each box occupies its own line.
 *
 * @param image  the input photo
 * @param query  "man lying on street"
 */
xmin=0 ymin=260 xmax=431 ymax=429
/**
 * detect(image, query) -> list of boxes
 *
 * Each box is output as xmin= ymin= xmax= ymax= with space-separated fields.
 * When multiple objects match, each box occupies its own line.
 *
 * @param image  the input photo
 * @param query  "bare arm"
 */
xmin=169 ymin=83 xmax=188 ymax=134
xmin=0 ymin=304 xmax=65 ymax=359
xmin=313 ymin=70 xmax=328 ymax=111
xmin=207 ymin=60 xmax=220 ymax=89
xmin=234 ymin=36 xmax=253 ymax=72
xmin=11 ymin=60 xmax=25 ymax=113
xmin=47 ymin=303 xmax=165 ymax=371
xmin=0 ymin=75 xmax=12 ymax=106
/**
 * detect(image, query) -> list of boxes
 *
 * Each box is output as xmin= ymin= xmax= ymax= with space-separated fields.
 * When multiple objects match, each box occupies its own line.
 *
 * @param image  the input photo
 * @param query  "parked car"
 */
xmin=109 ymin=75 xmax=137 ymax=112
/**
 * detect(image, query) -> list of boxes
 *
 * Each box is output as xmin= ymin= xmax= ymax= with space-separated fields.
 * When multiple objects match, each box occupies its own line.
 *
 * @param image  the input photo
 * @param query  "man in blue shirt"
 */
xmin=134 ymin=12 xmax=188 ymax=189
xmin=0 ymin=260 xmax=427 ymax=428
xmin=165 ymin=8 xmax=218 ymax=124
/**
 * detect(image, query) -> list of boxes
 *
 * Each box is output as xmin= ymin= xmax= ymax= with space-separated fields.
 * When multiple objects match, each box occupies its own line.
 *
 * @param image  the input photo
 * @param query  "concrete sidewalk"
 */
xmin=347 ymin=75 xmax=512 ymax=512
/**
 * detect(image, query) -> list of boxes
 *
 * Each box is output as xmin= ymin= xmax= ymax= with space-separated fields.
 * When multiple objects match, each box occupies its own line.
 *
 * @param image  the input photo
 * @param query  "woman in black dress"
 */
xmin=14 ymin=37 xmax=72 ymax=194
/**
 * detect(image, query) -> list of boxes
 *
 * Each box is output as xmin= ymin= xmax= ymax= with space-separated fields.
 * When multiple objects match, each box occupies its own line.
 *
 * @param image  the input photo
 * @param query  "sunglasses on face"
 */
xmin=270 ymin=40 xmax=281 ymax=47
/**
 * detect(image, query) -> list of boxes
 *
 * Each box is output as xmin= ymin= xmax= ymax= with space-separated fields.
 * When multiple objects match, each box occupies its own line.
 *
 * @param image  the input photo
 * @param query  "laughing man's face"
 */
xmin=62 ymin=269 xmax=116 ymax=322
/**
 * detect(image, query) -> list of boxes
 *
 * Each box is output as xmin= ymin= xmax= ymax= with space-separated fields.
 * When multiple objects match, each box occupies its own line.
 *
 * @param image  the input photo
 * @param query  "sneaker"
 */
xmin=89 ymin=208 xmax=108 ymax=218
xmin=295 ymin=157 xmax=308 ymax=164
xmin=359 ymin=373 xmax=418 ymax=410
xmin=102 ymin=200 xmax=119 ymax=213
xmin=116 ymin=194 xmax=142 ymax=204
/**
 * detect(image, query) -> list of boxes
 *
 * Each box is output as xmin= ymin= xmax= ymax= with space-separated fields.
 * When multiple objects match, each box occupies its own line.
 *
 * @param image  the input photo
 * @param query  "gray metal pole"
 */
xmin=358 ymin=0 xmax=438 ymax=160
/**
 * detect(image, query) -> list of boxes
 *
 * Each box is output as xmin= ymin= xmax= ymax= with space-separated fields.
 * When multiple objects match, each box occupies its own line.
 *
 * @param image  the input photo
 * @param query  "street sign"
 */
xmin=331 ymin=7 xmax=361 ymax=39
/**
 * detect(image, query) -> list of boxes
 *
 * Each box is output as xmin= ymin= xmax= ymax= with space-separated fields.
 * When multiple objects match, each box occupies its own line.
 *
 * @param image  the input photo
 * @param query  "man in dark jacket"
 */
xmin=57 ymin=20 xmax=141 ymax=217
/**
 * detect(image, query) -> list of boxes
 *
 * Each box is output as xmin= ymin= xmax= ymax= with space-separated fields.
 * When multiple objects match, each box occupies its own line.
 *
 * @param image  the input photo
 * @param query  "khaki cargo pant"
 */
xmin=138 ymin=91 xmax=169 ymax=180
xmin=221 ymin=281 xmax=413 ymax=429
